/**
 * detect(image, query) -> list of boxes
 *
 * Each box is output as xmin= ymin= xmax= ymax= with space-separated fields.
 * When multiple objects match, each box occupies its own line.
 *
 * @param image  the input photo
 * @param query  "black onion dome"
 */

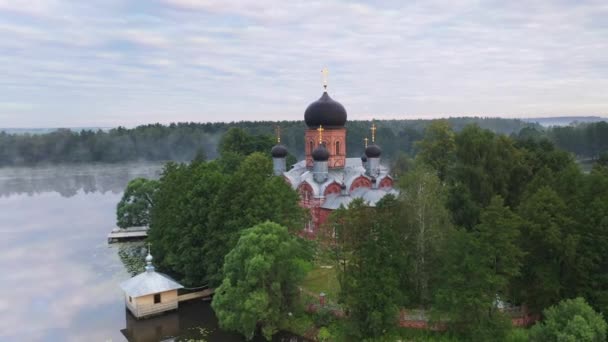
xmin=312 ymin=144 xmax=330 ymax=161
xmin=304 ymin=92 xmax=347 ymax=128
xmin=271 ymin=144 xmax=288 ymax=158
xmin=365 ymin=144 xmax=382 ymax=158
xmin=361 ymin=154 xmax=368 ymax=162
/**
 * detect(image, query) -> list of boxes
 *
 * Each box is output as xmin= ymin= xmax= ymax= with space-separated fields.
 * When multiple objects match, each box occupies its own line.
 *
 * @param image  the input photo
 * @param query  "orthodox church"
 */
xmin=270 ymin=71 xmax=398 ymax=237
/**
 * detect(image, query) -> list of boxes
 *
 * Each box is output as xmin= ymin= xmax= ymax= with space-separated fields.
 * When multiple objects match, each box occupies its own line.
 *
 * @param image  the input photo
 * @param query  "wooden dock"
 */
xmin=108 ymin=227 xmax=148 ymax=243
xmin=178 ymin=288 xmax=215 ymax=302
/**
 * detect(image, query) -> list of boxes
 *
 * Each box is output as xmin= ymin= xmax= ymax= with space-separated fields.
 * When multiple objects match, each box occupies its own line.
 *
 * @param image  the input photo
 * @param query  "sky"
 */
xmin=0 ymin=0 xmax=607 ymax=128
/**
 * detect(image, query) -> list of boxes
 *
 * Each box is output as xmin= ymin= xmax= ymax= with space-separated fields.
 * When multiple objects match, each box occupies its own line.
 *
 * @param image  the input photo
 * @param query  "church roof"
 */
xmin=321 ymin=187 xmax=399 ymax=209
xmin=283 ymin=158 xmax=397 ymax=202
xmin=120 ymin=271 xmax=183 ymax=298
xmin=304 ymin=91 xmax=347 ymax=128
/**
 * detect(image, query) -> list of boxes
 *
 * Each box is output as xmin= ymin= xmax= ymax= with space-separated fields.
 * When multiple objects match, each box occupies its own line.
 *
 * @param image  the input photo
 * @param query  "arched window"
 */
xmin=309 ymin=141 xmax=314 ymax=154
xmin=336 ymin=141 xmax=340 ymax=155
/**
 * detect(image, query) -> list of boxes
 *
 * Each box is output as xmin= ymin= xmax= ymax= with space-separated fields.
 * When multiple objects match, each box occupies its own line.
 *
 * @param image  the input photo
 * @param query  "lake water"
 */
xmin=0 ymin=164 xmax=304 ymax=342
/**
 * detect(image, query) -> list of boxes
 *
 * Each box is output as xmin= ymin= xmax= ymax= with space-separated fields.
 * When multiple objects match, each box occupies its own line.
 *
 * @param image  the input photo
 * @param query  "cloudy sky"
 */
xmin=0 ymin=0 xmax=607 ymax=127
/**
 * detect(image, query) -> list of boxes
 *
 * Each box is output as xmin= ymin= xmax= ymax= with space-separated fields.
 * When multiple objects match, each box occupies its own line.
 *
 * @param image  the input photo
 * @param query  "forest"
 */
xmin=2 ymin=118 xmax=607 ymax=167
xmin=115 ymin=121 xmax=608 ymax=341
xmin=0 ymin=117 xmax=535 ymax=166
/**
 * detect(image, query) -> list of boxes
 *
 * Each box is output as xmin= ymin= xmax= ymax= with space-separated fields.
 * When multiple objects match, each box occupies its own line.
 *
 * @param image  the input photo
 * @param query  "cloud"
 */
xmin=0 ymin=0 xmax=607 ymax=127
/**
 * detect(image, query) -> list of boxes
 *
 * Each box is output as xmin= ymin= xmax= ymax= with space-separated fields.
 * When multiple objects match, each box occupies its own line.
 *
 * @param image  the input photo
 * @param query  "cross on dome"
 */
xmin=317 ymin=125 xmax=324 ymax=144
xmin=275 ymin=126 xmax=281 ymax=143
xmin=371 ymin=122 xmax=377 ymax=143
xmin=321 ymin=67 xmax=329 ymax=90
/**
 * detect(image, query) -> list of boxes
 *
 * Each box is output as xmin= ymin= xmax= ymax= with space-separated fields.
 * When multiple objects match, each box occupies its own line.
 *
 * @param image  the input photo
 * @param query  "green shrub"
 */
xmin=529 ymin=297 xmax=607 ymax=342
xmin=505 ymin=328 xmax=529 ymax=342
xmin=313 ymin=306 xmax=336 ymax=327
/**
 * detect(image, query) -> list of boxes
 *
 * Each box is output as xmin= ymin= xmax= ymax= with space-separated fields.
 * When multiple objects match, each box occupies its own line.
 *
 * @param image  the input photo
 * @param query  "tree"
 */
xmin=389 ymin=151 xmax=413 ymax=180
xmin=435 ymin=196 xmax=523 ymax=340
xmin=147 ymin=153 xmax=304 ymax=287
xmin=399 ymin=165 xmax=452 ymax=305
xmin=218 ymin=127 xmax=274 ymax=157
xmin=204 ymin=152 xmax=305 ymax=284
xmin=598 ymin=151 xmax=608 ymax=167
xmin=147 ymin=161 xmax=227 ymax=286
xmin=513 ymin=187 xmax=580 ymax=313
xmin=577 ymin=166 xmax=608 ymax=314
xmin=329 ymin=198 xmax=405 ymax=339
xmin=415 ymin=120 xmax=455 ymax=180
xmin=212 ymin=222 xmax=311 ymax=340
xmin=116 ymin=178 xmax=159 ymax=228
xmin=529 ymin=297 xmax=607 ymax=342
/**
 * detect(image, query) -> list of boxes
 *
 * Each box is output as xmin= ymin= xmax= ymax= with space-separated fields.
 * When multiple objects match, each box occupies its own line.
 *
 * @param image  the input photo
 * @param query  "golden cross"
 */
xmin=364 ymin=137 xmax=369 ymax=148
xmin=317 ymin=125 xmax=324 ymax=144
xmin=275 ymin=126 xmax=281 ymax=143
xmin=371 ymin=122 xmax=377 ymax=143
xmin=321 ymin=67 xmax=329 ymax=90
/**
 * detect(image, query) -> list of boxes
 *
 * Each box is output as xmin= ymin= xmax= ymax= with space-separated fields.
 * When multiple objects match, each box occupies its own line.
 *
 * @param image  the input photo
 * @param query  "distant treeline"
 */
xmin=520 ymin=121 xmax=608 ymax=158
xmin=0 ymin=118 xmax=540 ymax=166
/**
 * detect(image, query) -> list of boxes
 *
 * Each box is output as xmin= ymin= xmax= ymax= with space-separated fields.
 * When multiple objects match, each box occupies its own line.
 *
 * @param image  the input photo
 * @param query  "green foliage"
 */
xmin=398 ymin=164 xmax=453 ymax=305
xmin=147 ymin=161 xmax=227 ymax=286
xmin=204 ymin=152 xmax=306 ymax=284
xmin=529 ymin=297 xmax=607 ymax=342
xmin=505 ymin=328 xmax=530 ymax=342
xmin=147 ymin=152 xmax=304 ymax=287
xmin=211 ymin=222 xmax=311 ymax=341
xmin=317 ymin=326 xmax=332 ymax=342
xmin=279 ymin=312 xmax=314 ymax=337
xmin=416 ymin=120 xmax=455 ymax=180
xmin=435 ymin=196 xmax=523 ymax=339
xmin=389 ymin=151 xmax=413 ymax=180
xmin=514 ymin=187 xmax=580 ymax=313
xmin=117 ymin=242 xmax=146 ymax=276
xmin=300 ymin=266 xmax=340 ymax=300
xmin=328 ymin=198 xmax=406 ymax=339
xmin=116 ymin=178 xmax=159 ymax=228
xmin=394 ymin=328 xmax=464 ymax=342
xmin=548 ymin=121 xmax=608 ymax=158
xmin=598 ymin=151 xmax=608 ymax=167
xmin=0 ymin=117 xmax=539 ymax=166
xmin=218 ymin=127 xmax=274 ymax=157
xmin=313 ymin=306 xmax=337 ymax=327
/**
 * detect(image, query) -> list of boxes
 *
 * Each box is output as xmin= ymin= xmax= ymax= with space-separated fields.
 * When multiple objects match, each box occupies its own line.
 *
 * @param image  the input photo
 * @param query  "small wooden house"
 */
xmin=120 ymin=250 xmax=183 ymax=319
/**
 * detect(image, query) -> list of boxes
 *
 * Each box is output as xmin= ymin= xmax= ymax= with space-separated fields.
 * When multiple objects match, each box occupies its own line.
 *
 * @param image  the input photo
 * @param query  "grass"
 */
xmin=300 ymin=265 xmax=340 ymax=301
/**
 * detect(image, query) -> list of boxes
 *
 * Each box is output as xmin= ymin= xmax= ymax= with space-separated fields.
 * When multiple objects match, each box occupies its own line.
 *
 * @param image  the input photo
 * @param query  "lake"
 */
xmin=0 ymin=163 xmax=304 ymax=342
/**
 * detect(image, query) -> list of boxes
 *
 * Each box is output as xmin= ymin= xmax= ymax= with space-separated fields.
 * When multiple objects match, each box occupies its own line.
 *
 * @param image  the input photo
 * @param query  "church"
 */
xmin=270 ymin=74 xmax=398 ymax=237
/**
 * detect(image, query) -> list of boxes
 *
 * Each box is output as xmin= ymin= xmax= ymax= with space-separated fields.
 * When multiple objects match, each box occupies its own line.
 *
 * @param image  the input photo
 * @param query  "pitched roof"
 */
xmin=284 ymin=158 xmax=394 ymax=198
xmin=321 ymin=187 xmax=399 ymax=210
xmin=120 ymin=271 xmax=183 ymax=298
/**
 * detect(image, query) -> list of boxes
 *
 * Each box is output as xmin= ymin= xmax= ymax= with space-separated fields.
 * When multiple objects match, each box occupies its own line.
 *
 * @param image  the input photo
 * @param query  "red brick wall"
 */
xmin=350 ymin=176 xmax=372 ymax=191
xmin=379 ymin=177 xmax=393 ymax=188
xmin=305 ymin=128 xmax=346 ymax=169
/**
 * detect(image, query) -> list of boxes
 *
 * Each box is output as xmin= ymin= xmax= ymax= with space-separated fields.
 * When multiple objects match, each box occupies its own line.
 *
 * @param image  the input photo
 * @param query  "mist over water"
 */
xmin=0 ymin=163 xmax=303 ymax=341
xmin=0 ymin=163 xmax=163 ymax=197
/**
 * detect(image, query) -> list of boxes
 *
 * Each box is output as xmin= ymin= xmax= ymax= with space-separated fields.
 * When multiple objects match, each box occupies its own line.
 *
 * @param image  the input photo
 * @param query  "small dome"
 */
xmin=304 ymin=92 xmax=347 ymax=128
xmin=312 ymin=144 xmax=330 ymax=161
xmin=145 ymin=253 xmax=153 ymax=263
xmin=361 ymin=154 xmax=368 ymax=162
xmin=271 ymin=144 xmax=288 ymax=158
xmin=365 ymin=144 xmax=382 ymax=158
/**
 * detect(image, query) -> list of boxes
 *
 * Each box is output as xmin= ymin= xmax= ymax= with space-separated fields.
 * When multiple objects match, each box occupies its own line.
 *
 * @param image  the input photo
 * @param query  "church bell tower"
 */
xmin=304 ymin=68 xmax=347 ymax=169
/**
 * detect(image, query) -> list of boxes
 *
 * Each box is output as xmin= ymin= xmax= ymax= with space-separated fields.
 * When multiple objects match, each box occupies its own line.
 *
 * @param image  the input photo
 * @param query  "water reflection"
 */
xmin=121 ymin=300 xmax=310 ymax=342
xmin=121 ymin=310 xmax=181 ymax=342
xmin=0 ymin=164 xmax=308 ymax=341
xmin=0 ymin=163 xmax=162 ymax=197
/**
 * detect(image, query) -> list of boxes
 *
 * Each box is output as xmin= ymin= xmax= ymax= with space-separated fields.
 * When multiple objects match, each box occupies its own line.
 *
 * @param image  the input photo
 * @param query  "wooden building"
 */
xmin=120 ymin=248 xmax=184 ymax=319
